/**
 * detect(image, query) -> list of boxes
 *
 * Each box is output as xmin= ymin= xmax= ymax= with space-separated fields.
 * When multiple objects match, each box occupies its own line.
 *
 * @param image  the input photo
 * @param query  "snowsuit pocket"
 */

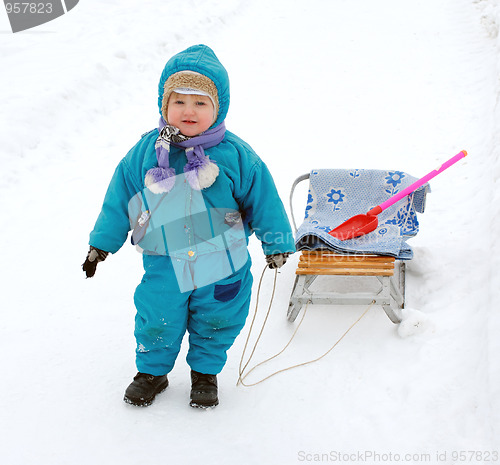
xmin=214 ymin=280 xmax=242 ymax=302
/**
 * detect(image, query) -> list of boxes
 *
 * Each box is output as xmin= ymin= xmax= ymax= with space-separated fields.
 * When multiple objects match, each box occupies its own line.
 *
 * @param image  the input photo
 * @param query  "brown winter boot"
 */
xmin=190 ymin=370 xmax=218 ymax=408
xmin=124 ymin=372 xmax=169 ymax=407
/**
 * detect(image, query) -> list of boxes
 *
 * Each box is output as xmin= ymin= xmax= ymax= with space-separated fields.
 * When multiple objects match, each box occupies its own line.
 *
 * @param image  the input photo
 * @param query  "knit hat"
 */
xmin=161 ymin=71 xmax=219 ymax=124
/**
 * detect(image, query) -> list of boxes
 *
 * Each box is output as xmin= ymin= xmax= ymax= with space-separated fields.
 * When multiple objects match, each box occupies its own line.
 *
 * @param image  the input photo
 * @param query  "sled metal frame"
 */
xmin=287 ymin=173 xmax=405 ymax=324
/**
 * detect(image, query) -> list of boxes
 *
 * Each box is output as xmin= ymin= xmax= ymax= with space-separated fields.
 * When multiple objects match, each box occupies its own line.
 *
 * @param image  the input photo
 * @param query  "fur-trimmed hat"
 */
xmin=161 ymin=71 xmax=219 ymax=124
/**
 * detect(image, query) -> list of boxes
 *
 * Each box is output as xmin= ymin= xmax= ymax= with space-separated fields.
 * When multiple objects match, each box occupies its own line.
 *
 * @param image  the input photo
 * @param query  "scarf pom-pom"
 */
xmin=197 ymin=160 xmax=219 ymax=189
xmin=145 ymin=166 xmax=176 ymax=194
xmin=184 ymin=157 xmax=219 ymax=190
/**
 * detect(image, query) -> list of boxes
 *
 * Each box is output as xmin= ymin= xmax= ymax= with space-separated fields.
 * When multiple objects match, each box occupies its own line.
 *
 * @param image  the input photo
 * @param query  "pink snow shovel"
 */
xmin=328 ymin=150 xmax=468 ymax=241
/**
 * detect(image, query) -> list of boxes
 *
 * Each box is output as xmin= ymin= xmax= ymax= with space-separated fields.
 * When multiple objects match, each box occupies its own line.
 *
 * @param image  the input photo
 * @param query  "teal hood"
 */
xmin=157 ymin=45 xmax=230 ymax=128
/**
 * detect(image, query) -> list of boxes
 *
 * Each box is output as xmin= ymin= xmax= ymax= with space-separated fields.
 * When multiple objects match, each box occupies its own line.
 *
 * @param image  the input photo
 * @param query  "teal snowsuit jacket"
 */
xmin=88 ymin=45 xmax=295 ymax=376
xmin=89 ymin=46 xmax=295 ymax=260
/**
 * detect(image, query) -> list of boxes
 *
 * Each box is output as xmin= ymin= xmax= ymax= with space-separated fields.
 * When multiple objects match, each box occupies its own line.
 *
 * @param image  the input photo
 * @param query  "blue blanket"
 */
xmin=295 ymin=169 xmax=429 ymax=259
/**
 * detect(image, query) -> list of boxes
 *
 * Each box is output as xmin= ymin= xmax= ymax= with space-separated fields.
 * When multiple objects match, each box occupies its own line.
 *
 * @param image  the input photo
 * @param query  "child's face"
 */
xmin=167 ymin=92 xmax=215 ymax=136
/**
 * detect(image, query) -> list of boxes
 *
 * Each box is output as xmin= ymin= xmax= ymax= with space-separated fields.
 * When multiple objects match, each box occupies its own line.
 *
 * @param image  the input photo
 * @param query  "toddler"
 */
xmin=83 ymin=44 xmax=295 ymax=408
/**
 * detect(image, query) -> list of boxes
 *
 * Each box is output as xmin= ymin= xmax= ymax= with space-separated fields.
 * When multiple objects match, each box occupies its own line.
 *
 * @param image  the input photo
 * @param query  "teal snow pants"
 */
xmin=133 ymin=253 xmax=253 ymax=376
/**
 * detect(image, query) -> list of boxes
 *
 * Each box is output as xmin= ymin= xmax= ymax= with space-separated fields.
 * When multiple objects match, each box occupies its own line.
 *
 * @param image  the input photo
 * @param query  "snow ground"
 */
xmin=0 ymin=1 xmax=499 ymax=464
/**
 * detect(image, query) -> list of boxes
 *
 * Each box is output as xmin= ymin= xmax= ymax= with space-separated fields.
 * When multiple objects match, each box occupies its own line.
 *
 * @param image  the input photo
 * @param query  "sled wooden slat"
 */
xmin=301 ymin=251 xmax=395 ymax=262
xmin=298 ymin=260 xmax=394 ymax=269
xmin=296 ymin=267 xmax=394 ymax=276
xmin=297 ymin=252 xmax=395 ymax=276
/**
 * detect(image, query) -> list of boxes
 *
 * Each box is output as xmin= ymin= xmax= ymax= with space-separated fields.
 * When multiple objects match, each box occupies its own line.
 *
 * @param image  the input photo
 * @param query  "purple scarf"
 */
xmin=145 ymin=117 xmax=226 ymax=193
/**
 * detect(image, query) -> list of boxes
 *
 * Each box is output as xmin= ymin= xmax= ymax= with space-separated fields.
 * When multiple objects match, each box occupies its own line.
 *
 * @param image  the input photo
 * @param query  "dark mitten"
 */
xmin=82 ymin=246 xmax=109 ymax=278
xmin=265 ymin=252 xmax=291 ymax=269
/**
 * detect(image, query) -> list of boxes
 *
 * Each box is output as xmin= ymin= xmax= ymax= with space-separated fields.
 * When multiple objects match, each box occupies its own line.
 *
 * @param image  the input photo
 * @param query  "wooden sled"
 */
xmin=287 ymin=250 xmax=405 ymax=323
xmin=287 ymin=173 xmax=405 ymax=324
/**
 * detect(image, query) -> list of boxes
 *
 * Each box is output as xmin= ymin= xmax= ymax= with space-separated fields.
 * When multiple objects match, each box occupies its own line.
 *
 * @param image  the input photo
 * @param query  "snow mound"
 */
xmin=398 ymin=308 xmax=436 ymax=339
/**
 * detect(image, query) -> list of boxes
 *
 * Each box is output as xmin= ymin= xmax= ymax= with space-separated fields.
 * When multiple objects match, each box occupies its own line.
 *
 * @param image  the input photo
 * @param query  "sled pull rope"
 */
xmin=238 ymin=265 xmax=278 ymax=384
xmin=237 ymin=265 xmax=375 ymax=387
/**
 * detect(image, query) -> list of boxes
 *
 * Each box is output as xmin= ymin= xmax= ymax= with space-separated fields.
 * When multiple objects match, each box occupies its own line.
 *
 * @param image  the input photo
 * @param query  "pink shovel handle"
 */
xmin=367 ymin=150 xmax=467 ymax=216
